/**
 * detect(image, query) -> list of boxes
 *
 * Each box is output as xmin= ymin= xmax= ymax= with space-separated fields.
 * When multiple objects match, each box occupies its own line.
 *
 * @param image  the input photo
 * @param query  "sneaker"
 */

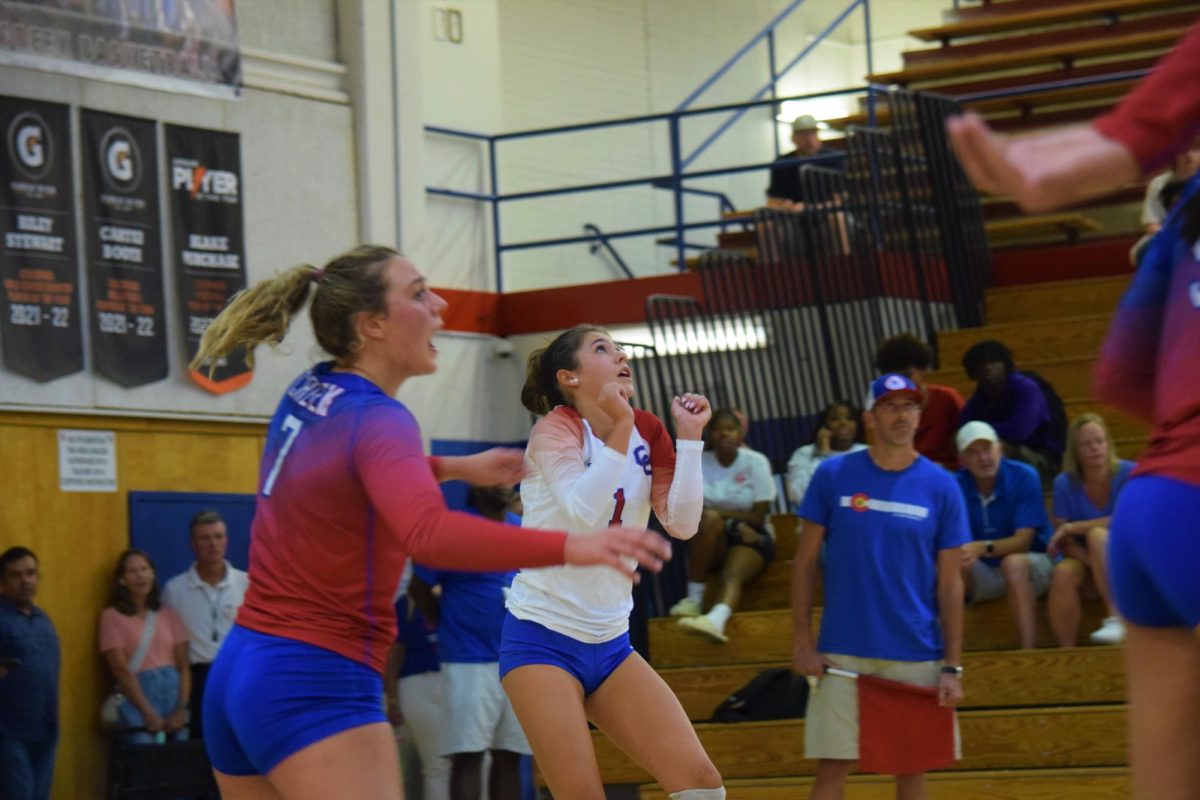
xmin=1089 ymin=616 xmax=1126 ymax=645
xmin=668 ymin=597 xmax=702 ymax=617
xmin=678 ymin=614 xmax=729 ymax=644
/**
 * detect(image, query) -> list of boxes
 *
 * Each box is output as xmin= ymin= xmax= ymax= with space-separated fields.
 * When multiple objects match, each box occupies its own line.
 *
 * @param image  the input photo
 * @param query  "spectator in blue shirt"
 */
xmin=385 ymin=594 xmax=446 ymax=800
xmin=793 ymin=374 xmax=968 ymax=800
xmin=954 ymin=422 xmax=1054 ymax=649
xmin=1047 ymin=414 xmax=1135 ymax=647
xmin=0 ymin=547 xmax=60 ymax=800
xmin=410 ymin=485 xmax=529 ymax=800
xmin=959 ymin=340 xmax=1064 ymax=482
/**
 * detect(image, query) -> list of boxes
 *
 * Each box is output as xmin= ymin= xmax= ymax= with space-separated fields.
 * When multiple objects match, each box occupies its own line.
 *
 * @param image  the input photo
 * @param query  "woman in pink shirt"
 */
xmin=98 ymin=549 xmax=191 ymax=744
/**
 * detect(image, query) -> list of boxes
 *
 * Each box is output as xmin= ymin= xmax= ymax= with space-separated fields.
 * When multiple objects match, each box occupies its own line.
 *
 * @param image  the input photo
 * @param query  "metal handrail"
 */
xmin=424 ymin=68 xmax=1142 ymax=291
xmin=583 ymin=224 xmax=636 ymax=280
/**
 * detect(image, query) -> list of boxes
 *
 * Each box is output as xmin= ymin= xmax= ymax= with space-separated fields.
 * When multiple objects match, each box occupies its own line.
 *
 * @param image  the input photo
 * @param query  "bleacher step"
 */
xmin=661 ymin=646 xmax=1124 ymax=722
xmin=649 ymin=602 xmax=1110 ymax=669
xmin=984 ymin=274 xmax=1130 ymax=324
xmin=638 ymin=766 xmax=1130 ymax=799
xmin=929 ymin=355 xmax=1093 ymax=397
xmin=936 ymin=313 xmax=1112 ymax=368
xmin=591 ymin=706 xmax=1126 ymax=783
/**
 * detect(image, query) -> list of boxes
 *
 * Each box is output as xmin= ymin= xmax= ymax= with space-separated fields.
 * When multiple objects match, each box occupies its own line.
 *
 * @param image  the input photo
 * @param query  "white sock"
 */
xmin=687 ymin=581 xmax=706 ymax=604
xmin=706 ymin=603 xmax=732 ymax=631
xmin=669 ymin=788 xmax=726 ymax=800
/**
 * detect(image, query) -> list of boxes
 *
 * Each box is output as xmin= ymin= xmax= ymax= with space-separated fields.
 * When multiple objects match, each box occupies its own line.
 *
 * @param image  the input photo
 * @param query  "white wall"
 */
xmin=410 ymin=0 xmax=948 ymax=293
xmin=0 ymin=0 xmax=358 ymax=420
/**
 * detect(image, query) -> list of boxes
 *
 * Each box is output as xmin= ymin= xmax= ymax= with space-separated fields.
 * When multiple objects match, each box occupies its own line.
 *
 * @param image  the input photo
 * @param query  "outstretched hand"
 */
xmin=671 ymin=393 xmax=712 ymax=440
xmin=440 ymin=448 xmax=526 ymax=487
xmin=563 ymin=527 xmax=672 ymax=582
xmin=945 ymin=112 xmax=1140 ymax=213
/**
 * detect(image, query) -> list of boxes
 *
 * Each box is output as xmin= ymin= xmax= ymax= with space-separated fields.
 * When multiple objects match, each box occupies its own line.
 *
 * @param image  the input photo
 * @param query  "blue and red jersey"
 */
xmin=1092 ymin=23 xmax=1200 ymax=486
xmin=235 ymin=362 xmax=567 ymax=673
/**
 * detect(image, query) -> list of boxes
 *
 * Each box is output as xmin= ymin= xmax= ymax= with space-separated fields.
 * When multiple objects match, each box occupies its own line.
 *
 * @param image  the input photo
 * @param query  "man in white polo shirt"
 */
xmin=162 ymin=509 xmax=248 ymax=738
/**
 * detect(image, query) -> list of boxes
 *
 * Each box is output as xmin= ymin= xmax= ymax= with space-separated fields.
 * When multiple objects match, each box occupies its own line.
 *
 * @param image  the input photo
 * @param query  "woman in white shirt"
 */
xmin=501 ymin=325 xmax=726 ymax=800
xmin=671 ymin=409 xmax=777 ymax=644
xmin=786 ymin=400 xmax=867 ymax=512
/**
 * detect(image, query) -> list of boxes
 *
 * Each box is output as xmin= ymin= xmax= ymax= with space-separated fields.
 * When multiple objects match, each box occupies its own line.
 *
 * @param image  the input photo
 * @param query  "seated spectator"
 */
xmin=99 ymin=549 xmax=191 ymax=744
xmin=786 ymin=399 xmax=867 ymax=511
xmin=410 ymin=486 xmax=529 ymax=800
xmin=959 ymin=339 xmax=1064 ymax=482
xmin=386 ymin=594 xmax=447 ymax=800
xmin=1130 ymin=141 xmax=1200 ymax=264
xmin=954 ymin=422 xmax=1054 ymax=649
xmin=766 ymin=115 xmax=846 ymax=211
xmin=671 ymin=408 xmax=776 ymax=643
xmin=874 ymin=333 xmax=965 ymax=467
xmin=1047 ymin=414 xmax=1135 ymax=646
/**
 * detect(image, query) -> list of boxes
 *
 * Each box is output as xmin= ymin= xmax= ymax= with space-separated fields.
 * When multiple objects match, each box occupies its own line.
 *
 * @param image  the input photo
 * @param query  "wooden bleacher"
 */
xmin=578 ymin=266 xmax=1142 ymax=797
xmin=868 ymin=7 xmax=1197 ymax=86
xmin=909 ymin=0 xmax=1188 ymax=44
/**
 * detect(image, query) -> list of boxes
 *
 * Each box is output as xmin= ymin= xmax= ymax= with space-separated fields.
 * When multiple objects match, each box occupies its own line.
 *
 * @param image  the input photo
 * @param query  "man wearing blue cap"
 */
xmin=792 ymin=374 xmax=970 ymax=800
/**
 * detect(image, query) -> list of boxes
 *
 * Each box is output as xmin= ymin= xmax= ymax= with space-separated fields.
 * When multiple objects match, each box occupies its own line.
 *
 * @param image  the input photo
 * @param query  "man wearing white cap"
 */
xmin=792 ymin=374 xmax=968 ymax=800
xmin=954 ymin=421 xmax=1054 ymax=650
xmin=766 ymin=114 xmax=846 ymax=211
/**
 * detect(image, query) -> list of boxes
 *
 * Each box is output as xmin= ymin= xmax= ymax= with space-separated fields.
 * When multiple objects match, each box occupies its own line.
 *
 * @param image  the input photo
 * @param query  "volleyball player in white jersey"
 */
xmin=500 ymin=325 xmax=725 ymax=800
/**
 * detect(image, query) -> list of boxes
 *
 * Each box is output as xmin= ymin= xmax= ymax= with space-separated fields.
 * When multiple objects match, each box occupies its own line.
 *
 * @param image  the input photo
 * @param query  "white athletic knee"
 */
xmin=669 ymin=788 xmax=726 ymax=800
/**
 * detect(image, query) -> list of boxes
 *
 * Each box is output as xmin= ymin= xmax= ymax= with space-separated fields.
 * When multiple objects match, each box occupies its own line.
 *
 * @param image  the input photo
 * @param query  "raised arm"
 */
xmin=648 ymin=395 xmax=712 ymax=539
xmin=526 ymin=410 xmax=628 ymax=528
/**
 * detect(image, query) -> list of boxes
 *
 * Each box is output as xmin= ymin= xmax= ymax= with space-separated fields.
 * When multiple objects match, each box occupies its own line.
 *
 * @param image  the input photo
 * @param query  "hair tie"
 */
xmin=311 ymin=268 xmax=325 ymax=284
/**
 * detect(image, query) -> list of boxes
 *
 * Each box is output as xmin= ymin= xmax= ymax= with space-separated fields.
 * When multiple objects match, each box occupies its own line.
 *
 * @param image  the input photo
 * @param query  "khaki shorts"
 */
xmin=804 ymin=653 xmax=962 ymax=763
xmin=970 ymin=552 xmax=1054 ymax=604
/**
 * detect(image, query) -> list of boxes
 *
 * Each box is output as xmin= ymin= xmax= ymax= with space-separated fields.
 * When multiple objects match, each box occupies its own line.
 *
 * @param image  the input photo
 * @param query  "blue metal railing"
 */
xmin=426 ymin=85 xmax=875 ymax=290
xmin=426 ymin=63 xmax=1142 ymax=291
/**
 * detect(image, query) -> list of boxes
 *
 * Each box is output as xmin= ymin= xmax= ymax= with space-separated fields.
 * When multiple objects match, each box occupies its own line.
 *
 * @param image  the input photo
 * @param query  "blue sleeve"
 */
xmin=937 ymin=477 xmax=971 ymax=550
xmin=1014 ymin=467 xmax=1051 ymax=531
xmin=797 ymin=459 xmax=834 ymax=527
xmin=1051 ymin=473 xmax=1073 ymax=520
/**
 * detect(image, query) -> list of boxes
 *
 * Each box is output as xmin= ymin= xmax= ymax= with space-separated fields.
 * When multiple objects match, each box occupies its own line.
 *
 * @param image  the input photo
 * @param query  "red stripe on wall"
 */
xmin=435 ymin=272 xmax=704 ymax=335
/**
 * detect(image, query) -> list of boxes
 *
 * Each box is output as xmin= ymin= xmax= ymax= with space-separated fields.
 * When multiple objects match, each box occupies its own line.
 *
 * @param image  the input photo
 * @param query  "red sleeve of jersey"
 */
xmin=356 ymin=406 xmax=567 ymax=570
xmin=1092 ymin=20 xmax=1200 ymax=174
xmin=634 ymin=410 xmax=677 ymax=521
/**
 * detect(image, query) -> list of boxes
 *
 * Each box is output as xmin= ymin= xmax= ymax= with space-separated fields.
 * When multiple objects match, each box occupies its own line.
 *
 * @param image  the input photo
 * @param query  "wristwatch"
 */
xmin=984 ymin=540 xmax=995 ymax=555
xmin=940 ymin=665 xmax=964 ymax=677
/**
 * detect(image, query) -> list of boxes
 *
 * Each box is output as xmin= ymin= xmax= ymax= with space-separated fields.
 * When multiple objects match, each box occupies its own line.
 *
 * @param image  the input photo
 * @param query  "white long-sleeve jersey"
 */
xmin=506 ymin=406 xmax=704 ymax=643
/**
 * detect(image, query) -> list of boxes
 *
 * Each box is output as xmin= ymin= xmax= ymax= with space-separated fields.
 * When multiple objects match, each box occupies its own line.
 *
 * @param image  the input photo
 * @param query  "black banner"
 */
xmin=0 ymin=96 xmax=83 ymax=382
xmin=81 ymin=110 xmax=168 ymax=387
xmin=0 ymin=0 xmax=240 ymax=98
xmin=165 ymin=123 xmax=251 ymax=395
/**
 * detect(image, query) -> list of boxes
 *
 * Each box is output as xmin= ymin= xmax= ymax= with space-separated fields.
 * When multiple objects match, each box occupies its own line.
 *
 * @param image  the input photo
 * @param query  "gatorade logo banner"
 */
xmin=82 ymin=110 xmax=168 ymax=387
xmin=165 ymin=123 xmax=251 ymax=395
xmin=0 ymin=96 xmax=83 ymax=382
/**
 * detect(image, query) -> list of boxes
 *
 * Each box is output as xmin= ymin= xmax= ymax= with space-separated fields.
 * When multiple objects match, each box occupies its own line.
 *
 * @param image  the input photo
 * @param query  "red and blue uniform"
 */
xmin=1093 ymin=23 xmax=1200 ymax=630
xmin=204 ymin=362 xmax=568 ymax=776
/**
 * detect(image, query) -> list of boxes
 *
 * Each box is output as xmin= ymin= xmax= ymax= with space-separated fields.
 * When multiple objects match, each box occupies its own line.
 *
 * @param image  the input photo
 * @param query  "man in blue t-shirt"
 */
xmin=954 ymin=421 xmax=1054 ymax=650
xmin=794 ymin=374 xmax=969 ymax=799
xmin=410 ymin=485 xmax=529 ymax=800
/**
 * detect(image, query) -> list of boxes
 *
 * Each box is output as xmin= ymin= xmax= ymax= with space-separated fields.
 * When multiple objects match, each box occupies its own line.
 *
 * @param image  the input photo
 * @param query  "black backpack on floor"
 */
xmin=710 ymin=667 xmax=810 ymax=723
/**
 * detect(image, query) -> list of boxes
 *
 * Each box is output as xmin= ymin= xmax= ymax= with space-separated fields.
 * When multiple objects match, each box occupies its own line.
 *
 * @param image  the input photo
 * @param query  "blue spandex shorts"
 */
xmin=203 ymin=625 xmax=385 ymax=776
xmin=1109 ymin=474 xmax=1200 ymax=630
xmin=498 ymin=613 xmax=635 ymax=696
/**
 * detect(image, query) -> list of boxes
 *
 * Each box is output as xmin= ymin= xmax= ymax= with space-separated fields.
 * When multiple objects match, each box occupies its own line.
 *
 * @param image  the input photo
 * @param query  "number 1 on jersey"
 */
xmin=609 ymin=488 xmax=626 ymax=527
xmin=263 ymin=414 xmax=303 ymax=497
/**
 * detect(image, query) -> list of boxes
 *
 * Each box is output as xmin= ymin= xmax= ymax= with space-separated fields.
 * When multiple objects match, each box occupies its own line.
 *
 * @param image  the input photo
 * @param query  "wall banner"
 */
xmin=165 ymin=123 xmax=251 ymax=395
xmin=0 ymin=96 xmax=83 ymax=382
xmin=81 ymin=109 xmax=168 ymax=387
xmin=0 ymin=0 xmax=241 ymax=99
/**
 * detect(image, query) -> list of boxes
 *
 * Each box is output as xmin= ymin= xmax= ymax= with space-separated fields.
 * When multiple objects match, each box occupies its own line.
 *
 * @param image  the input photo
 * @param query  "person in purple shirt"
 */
xmin=958 ymin=340 xmax=1063 ymax=483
